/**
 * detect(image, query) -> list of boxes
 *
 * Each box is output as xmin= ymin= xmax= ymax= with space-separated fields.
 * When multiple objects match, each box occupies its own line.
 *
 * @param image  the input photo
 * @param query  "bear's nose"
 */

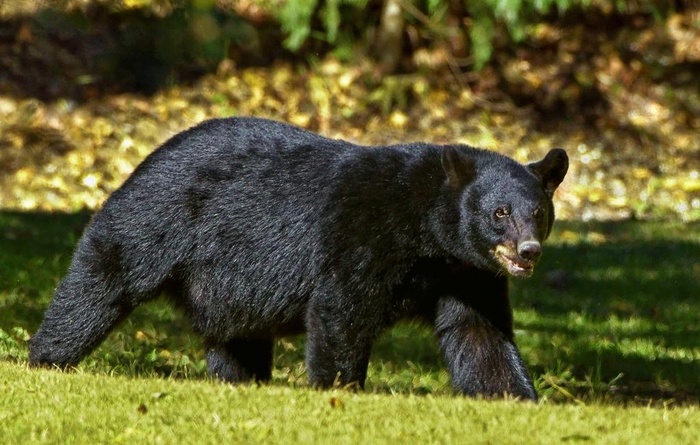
xmin=517 ymin=240 xmax=542 ymax=262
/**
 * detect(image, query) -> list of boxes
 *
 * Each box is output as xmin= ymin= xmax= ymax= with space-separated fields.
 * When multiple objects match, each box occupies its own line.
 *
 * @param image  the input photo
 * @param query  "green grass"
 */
xmin=2 ymin=362 xmax=698 ymax=444
xmin=1 ymin=211 xmax=699 ymax=443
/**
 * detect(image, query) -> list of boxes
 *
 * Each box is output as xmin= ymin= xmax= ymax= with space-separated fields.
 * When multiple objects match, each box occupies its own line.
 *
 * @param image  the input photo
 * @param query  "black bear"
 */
xmin=29 ymin=117 xmax=568 ymax=400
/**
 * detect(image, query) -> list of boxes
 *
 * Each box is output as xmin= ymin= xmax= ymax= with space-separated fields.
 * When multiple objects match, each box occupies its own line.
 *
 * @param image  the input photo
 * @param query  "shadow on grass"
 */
xmin=1 ymin=212 xmax=698 ymax=404
xmin=512 ymin=220 xmax=700 ymax=403
xmin=0 ymin=211 xmax=91 ymax=325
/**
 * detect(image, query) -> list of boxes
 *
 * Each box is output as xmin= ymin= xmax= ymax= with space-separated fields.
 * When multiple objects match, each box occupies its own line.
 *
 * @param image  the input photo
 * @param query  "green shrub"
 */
xmin=274 ymin=0 xmax=686 ymax=69
xmin=275 ymin=0 xmax=588 ymax=68
xmin=278 ymin=0 xmax=369 ymax=50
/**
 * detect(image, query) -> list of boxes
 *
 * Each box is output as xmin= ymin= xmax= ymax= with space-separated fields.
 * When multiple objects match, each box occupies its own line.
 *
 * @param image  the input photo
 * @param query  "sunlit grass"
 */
xmin=1 ymin=212 xmax=698 ymax=442
xmin=2 ymin=361 xmax=698 ymax=444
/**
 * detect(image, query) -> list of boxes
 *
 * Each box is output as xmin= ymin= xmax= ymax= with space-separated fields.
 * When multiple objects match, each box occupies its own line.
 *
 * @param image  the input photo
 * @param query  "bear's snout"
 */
xmin=517 ymin=240 xmax=542 ymax=263
xmin=493 ymin=241 xmax=541 ymax=278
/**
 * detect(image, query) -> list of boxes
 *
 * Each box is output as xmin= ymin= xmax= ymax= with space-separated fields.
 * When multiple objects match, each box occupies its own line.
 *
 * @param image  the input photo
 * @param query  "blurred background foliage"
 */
xmin=0 ymin=0 xmax=698 ymax=220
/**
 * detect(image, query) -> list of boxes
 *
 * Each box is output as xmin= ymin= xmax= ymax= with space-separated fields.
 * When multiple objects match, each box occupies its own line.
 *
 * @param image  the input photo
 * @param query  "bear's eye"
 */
xmin=495 ymin=207 xmax=510 ymax=218
xmin=533 ymin=207 xmax=544 ymax=219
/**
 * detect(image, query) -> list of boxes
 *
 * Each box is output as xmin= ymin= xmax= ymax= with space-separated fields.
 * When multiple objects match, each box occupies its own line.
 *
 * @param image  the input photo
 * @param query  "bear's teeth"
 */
xmin=495 ymin=247 xmax=534 ymax=277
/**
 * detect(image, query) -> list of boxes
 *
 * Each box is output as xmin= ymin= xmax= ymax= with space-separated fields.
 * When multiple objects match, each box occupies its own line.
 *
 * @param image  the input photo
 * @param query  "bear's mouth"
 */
xmin=494 ymin=245 xmax=535 ymax=278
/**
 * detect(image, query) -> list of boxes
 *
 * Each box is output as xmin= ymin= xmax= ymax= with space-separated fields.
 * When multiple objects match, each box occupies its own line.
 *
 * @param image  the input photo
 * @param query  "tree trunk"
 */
xmin=374 ymin=0 xmax=405 ymax=74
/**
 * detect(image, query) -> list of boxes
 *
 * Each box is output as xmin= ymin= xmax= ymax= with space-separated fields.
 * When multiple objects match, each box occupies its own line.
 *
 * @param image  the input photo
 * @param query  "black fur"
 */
xmin=29 ymin=117 xmax=568 ymax=400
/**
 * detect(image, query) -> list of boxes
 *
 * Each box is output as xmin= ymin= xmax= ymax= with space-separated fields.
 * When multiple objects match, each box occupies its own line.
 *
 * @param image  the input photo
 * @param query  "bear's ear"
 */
xmin=528 ymin=148 xmax=569 ymax=198
xmin=441 ymin=146 xmax=476 ymax=189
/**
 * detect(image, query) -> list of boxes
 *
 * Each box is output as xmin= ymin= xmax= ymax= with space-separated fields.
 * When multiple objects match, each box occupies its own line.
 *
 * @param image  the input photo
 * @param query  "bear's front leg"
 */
xmin=435 ymin=281 xmax=537 ymax=401
xmin=304 ymin=297 xmax=380 ymax=389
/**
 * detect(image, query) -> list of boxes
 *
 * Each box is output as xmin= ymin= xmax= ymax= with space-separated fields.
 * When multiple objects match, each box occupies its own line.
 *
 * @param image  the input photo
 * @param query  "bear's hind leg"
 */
xmin=304 ymin=298 xmax=379 ymax=390
xmin=29 ymin=270 xmax=135 ymax=368
xmin=206 ymin=338 xmax=274 ymax=383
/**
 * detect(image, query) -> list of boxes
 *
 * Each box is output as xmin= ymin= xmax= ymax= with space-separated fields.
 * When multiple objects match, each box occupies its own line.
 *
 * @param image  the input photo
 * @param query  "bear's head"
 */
xmin=438 ymin=146 xmax=568 ymax=278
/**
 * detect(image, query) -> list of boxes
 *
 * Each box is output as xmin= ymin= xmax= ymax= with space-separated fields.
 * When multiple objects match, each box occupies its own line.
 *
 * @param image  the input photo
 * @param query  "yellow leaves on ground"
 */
xmin=0 ymin=54 xmax=698 ymax=221
xmin=556 ymin=230 xmax=607 ymax=246
xmin=389 ymin=111 xmax=408 ymax=129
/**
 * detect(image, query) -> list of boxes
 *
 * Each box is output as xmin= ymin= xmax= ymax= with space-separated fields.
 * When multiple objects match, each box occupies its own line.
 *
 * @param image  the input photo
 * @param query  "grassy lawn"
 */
xmin=1 ymin=211 xmax=698 ymax=442
xmin=2 ymin=362 xmax=698 ymax=444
